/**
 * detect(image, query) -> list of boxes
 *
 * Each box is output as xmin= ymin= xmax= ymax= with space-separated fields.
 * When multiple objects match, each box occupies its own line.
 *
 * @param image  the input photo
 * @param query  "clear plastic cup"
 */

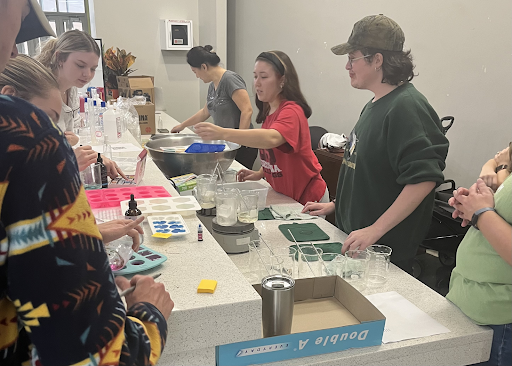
xmin=366 ymin=245 xmax=393 ymax=287
xmin=344 ymin=250 xmax=370 ymax=291
xmin=105 ymin=235 xmax=134 ymax=271
xmin=298 ymin=245 xmax=323 ymax=278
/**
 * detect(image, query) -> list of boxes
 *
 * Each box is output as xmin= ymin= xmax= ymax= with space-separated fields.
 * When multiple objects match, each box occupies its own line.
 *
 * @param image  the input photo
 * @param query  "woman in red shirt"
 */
xmin=195 ymin=50 xmax=327 ymax=205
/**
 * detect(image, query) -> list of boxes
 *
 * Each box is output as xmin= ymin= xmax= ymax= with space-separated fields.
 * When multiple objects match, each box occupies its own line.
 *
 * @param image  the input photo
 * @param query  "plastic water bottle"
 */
xmin=90 ymin=100 xmax=98 ymax=144
xmin=103 ymin=135 xmax=112 ymax=160
xmin=103 ymin=105 xmax=121 ymax=143
xmin=95 ymin=101 xmax=106 ymax=142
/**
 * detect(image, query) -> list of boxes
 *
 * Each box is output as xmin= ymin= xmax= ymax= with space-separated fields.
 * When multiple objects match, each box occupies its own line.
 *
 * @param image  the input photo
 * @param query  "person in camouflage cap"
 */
xmin=303 ymin=15 xmax=449 ymax=274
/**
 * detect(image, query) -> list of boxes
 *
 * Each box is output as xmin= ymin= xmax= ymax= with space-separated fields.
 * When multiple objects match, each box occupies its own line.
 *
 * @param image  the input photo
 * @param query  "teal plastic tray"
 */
xmin=112 ymin=245 xmax=167 ymax=276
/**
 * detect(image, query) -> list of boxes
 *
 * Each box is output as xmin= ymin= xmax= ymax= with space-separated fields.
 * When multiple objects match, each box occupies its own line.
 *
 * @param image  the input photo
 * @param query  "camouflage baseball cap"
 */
xmin=331 ymin=15 xmax=405 ymax=55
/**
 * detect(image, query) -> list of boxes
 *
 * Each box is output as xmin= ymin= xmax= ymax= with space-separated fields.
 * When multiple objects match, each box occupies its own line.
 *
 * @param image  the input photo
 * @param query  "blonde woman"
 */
xmin=0 ymin=54 xmax=124 ymax=179
xmin=37 ymin=29 xmax=100 ymax=146
xmin=36 ymin=30 xmax=125 ymax=178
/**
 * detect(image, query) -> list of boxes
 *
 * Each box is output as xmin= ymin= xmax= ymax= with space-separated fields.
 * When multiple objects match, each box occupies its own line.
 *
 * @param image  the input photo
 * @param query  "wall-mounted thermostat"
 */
xmin=160 ymin=19 xmax=193 ymax=51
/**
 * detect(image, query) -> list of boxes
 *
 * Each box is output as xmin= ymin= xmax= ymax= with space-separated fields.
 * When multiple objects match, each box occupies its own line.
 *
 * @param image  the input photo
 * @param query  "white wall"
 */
xmin=94 ymin=0 xmax=223 ymax=122
xmin=227 ymin=0 xmax=512 ymax=188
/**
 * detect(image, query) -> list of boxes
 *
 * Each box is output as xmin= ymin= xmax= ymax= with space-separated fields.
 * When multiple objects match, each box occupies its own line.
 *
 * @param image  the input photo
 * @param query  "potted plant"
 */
xmin=103 ymin=47 xmax=136 ymax=100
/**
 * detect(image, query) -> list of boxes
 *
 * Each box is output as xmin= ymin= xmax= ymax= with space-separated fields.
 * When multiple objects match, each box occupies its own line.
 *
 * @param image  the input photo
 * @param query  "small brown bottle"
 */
xmin=125 ymin=194 xmax=142 ymax=221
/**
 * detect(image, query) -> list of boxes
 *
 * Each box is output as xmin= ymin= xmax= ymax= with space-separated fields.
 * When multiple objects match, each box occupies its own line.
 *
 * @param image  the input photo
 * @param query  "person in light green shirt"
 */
xmin=447 ymin=175 xmax=512 ymax=366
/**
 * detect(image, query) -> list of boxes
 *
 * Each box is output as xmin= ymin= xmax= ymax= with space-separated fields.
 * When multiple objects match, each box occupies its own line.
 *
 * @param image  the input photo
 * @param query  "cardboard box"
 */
xmin=135 ymin=102 xmax=156 ymax=135
xmin=216 ymin=276 xmax=385 ymax=366
xmin=117 ymin=75 xmax=155 ymax=103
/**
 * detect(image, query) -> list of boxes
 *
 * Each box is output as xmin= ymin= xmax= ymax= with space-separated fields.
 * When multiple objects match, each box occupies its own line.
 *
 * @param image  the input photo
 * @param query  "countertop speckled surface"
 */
xmin=124 ymin=113 xmax=492 ymax=366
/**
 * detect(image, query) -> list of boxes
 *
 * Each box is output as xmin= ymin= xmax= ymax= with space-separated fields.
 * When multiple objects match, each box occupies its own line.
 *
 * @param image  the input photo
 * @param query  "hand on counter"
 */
xmin=237 ymin=168 xmax=264 ymax=182
xmin=98 ymin=216 xmax=145 ymax=251
xmin=115 ymin=275 xmax=174 ymax=319
xmin=65 ymin=131 xmax=79 ymax=146
xmin=103 ymin=155 xmax=127 ymax=179
xmin=342 ymin=225 xmax=383 ymax=254
xmin=74 ymin=145 xmax=97 ymax=172
xmin=171 ymin=123 xmax=185 ymax=133
xmin=302 ymin=202 xmax=335 ymax=216
xmin=195 ymin=122 xmax=225 ymax=140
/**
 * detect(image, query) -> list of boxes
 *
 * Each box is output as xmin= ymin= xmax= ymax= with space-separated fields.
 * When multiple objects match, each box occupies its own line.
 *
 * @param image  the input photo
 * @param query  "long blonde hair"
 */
xmin=37 ymin=29 xmax=100 ymax=72
xmin=0 ymin=55 xmax=59 ymax=101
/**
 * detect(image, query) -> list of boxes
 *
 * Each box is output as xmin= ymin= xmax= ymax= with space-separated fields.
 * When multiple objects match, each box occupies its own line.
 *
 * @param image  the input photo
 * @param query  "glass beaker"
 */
xmin=271 ymin=247 xmax=298 ymax=278
xmin=298 ymin=245 xmax=323 ymax=278
xmin=322 ymin=253 xmax=345 ymax=277
xmin=80 ymin=163 xmax=102 ymax=190
xmin=366 ymin=245 xmax=392 ymax=287
xmin=196 ymin=174 xmax=217 ymax=209
xmin=223 ymin=169 xmax=237 ymax=183
xmin=344 ymin=250 xmax=370 ymax=292
xmin=215 ymin=190 xmax=238 ymax=226
xmin=238 ymin=193 xmax=259 ymax=223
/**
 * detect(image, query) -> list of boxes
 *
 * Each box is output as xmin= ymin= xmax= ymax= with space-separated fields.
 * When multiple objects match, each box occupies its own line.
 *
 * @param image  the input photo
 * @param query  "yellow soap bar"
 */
xmin=197 ymin=279 xmax=217 ymax=294
xmin=152 ymin=232 xmax=172 ymax=239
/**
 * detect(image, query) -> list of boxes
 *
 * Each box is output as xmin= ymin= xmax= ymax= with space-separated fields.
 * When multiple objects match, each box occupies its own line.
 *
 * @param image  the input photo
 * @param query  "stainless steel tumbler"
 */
xmin=261 ymin=274 xmax=295 ymax=337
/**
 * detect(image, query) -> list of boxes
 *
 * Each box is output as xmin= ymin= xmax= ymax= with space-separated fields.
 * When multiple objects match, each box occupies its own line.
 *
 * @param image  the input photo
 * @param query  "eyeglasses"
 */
xmin=347 ymin=55 xmax=371 ymax=68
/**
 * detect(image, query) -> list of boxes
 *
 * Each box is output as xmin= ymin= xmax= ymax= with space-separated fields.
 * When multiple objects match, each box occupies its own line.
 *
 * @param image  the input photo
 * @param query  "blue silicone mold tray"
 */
xmin=112 ymin=245 xmax=167 ymax=276
xmin=148 ymin=214 xmax=190 ymax=237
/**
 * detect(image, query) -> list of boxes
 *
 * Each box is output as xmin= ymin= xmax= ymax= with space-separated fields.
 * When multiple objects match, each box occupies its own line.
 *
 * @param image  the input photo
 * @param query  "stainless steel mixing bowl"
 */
xmin=145 ymin=134 xmax=240 ymax=178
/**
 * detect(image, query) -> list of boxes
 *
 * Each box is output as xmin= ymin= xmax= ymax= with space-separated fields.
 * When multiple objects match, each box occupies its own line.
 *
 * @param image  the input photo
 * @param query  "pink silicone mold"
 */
xmin=86 ymin=186 xmax=173 ymax=209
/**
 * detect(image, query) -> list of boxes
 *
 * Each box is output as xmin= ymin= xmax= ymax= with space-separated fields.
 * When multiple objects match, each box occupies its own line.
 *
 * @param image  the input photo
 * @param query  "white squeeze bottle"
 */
xmin=103 ymin=105 xmax=121 ymax=143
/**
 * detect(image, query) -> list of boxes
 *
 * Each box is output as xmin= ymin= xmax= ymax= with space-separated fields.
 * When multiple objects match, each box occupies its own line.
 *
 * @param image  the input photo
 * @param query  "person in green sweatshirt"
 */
xmin=303 ymin=15 xmax=449 ymax=273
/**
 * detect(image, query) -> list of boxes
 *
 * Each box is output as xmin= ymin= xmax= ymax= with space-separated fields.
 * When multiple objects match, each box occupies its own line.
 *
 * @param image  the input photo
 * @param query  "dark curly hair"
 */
xmin=186 ymin=45 xmax=221 ymax=68
xmin=361 ymin=47 xmax=416 ymax=85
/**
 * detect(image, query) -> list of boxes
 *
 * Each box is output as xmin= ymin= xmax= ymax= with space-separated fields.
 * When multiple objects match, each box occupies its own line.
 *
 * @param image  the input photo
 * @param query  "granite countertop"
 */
xmin=133 ymin=112 xmax=492 ymax=366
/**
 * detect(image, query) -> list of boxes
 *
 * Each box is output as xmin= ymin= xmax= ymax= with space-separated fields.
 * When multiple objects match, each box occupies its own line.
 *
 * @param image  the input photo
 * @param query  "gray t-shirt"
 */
xmin=207 ymin=70 xmax=253 ymax=129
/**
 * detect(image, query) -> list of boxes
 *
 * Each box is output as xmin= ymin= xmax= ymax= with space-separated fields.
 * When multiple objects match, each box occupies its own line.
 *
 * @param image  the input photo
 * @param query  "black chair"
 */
xmin=309 ymin=126 xmax=328 ymax=150
xmin=414 ymin=116 xmax=465 ymax=287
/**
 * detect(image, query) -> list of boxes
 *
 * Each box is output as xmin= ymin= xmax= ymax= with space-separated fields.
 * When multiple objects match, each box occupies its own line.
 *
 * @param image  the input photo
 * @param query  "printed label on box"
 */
xmin=216 ymin=319 xmax=384 ymax=365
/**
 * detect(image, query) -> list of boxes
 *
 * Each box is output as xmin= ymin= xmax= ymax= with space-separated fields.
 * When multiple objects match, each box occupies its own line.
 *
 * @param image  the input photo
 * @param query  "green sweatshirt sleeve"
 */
xmin=385 ymin=94 xmax=449 ymax=186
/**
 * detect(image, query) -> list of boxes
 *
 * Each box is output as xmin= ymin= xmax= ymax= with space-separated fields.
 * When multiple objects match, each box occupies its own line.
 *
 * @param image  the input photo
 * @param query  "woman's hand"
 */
xmin=74 ymin=145 xmax=97 ymax=172
xmin=451 ymin=179 xmax=495 ymax=223
xmin=449 ymin=187 xmax=471 ymax=227
xmin=102 ymin=156 xmax=127 ymax=179
xmin=171 ymin=123 xmax=184 ymax=133
xmin=195 ymin=122 xmax=225 ymax=141
xmin=479 ymin=169 xmax=498 ymax=191
xmin=301 ymin=202 xmax=335 ymax=216
xmin=494 ymin=146 xmax=511 ymax=166
xmin=65 ymin=131 xmax=79 ymax=146
xmin=98 ymin=216 xmax=144 ymax=251
xmin=237 ymin=169 xmax=264 ymax=182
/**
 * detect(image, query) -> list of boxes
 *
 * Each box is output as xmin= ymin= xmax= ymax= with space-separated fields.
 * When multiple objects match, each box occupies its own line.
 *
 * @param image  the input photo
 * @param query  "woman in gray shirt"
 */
xmin=172 ymin=45 xmax=257 ymax=169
